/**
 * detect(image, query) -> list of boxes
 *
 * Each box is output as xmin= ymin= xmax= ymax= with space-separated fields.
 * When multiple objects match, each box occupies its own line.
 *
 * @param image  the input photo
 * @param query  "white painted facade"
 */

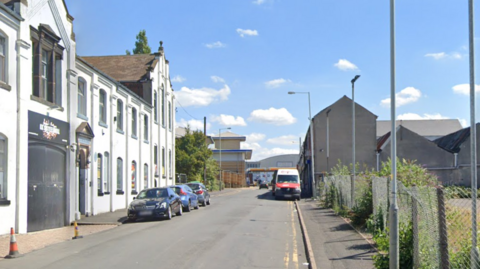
xmin=0 ymin=0 xmax=176 ymax=235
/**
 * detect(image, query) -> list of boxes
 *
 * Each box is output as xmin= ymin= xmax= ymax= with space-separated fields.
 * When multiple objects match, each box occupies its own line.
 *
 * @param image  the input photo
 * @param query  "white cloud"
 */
xmin=267 ymin=135 xmax=300 ymax=145
xmin=424 ymin=52 xmax=446 ymax=60
xmin=241 ymin=143 xmax=299 ymax=161
xmin=459 ymin=119 xmax=468 ymax=127
xmin=380 ymin=87 xmax=422 ymax=108
xmin=237 ymin=28 xmax=258 ymax=37
xmin=425 ymin=52 xmax=462 ymax=60
xmin=397 ymin=113 xmax=449 ymax=120
xmin=452 ymin=84 xmax=480 ymax=95
xmin=252 ymin=0 xmax=265 ymax=4
xmin=205 ymin=41 xmax=226 ymax=49
xmin=211 ymin=76 xmax=225 ymax=83
xmin=172 ymin=75 xmax=186 ymax=83
xmin=175 ymin=85 xmax=231 ymax=107
xmin=265 ymin=78 xmax=291 ymax=88
xmin=248 ymin=107 xmax=296 ymax=125
xmin=246 ymin=133 xmax=266 ymax=143
xmin=211 ymin=114 xmax=247 ymax=127
xmin=176 ymin=119 xmax=209 ymax=131
xmin=334 ymin=59 xmax=359 ymax=71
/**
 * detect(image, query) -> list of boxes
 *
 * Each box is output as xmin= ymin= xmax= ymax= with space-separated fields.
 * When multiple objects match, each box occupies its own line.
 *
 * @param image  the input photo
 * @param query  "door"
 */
xmin=28 ymin=143 xmax=66 ymax=232
xmin=78 ymin=148 xmax=87 ymax=215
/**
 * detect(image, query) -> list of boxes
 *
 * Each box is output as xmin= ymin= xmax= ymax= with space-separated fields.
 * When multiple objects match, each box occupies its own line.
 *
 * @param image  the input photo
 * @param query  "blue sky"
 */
xmin=66 ymin=0 xmax=476 ymax=161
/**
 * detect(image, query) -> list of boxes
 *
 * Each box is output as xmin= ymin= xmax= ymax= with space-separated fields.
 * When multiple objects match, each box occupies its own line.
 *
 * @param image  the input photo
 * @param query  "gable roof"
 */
xmin=377 ymin=119 xmax=463 ymax=138
xmin=81 ymin=54 xmax=158 ymax=82
xmin=314 ymin=95 xmax=378 ymax=119
xmin=212 ymin=131 xmax=246 ymax=141
xmin=434 ymin=126 xmax=471 ymax=153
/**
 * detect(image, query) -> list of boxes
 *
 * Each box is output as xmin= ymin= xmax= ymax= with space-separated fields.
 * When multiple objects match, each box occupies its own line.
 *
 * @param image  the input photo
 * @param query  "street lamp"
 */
xmin=326 ymin=109 xmax=331 ymax=173
xmin=219 ymin=127 xmax=231 ymax=191
xmin=288 ymin=91 xmax=316 ymax=198
xmin=351 ymin=75 xmax=360 ymax=208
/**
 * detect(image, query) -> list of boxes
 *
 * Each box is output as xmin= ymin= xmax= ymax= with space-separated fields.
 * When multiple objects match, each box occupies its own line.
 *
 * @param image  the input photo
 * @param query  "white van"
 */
xmin=271 ymin=168 xmax=301 ymax=200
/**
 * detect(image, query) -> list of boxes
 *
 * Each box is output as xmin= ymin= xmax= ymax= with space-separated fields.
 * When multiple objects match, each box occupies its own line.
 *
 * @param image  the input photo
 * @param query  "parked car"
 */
xmin=185 ymin=182 xmax=211 ymax=206
xmin=127 ymin=187 xmax=183 ymax=222
xmin=169 ymin=184 xmax=199 ymax=212
xmin=258 ymin=180 xmax=269 ymax=189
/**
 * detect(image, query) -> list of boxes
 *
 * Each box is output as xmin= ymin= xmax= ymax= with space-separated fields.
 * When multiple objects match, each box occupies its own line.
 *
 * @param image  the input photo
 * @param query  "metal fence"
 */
xmin=320 ymin=175 xmax=479 ymax=268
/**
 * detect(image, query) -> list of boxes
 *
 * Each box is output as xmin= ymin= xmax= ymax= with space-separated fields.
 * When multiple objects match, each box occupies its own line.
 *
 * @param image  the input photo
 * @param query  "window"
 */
xmin=131 ymin=161 xmax=137 ymax=194
xmin=99 ymin=90 xmax=107 ymax=125
xmin=169 ymin=150 xmax=172 ymax=177
xmin=131 ymin=107 xmax=137 ymax=137
xmin=77 ymin=78 xmax=87 ymax=116
xmin=162 ymin=147 xmax=165 ymax=177
xmin=154 ymin=91 xmax=158 ymax=122
xmin=104 ymin=152 xmax=110 ymax=193
xmin=154 ymin=145 xmax=158 ymax=177
xmin=31 ymin=25 xmax=64 ymax=105
xmin=0 ymin=35 xmax=6 ymax=83
xmin=144 ymin=163 xmax=148 ymax=189
xmin=117 ymin=100 xmax=123 ymax=131
xmin=168 ymin=101 xmax=172 ymax=130
xmin=116 ymin=158 xmax=123 ymax=194
xmin=0 ymin=135 xmax=7 ymax=201
xmin=161 ymin=86 xmax=165 ymax=126
xmin=144 ymin=115 xmax=148 ymax=141
xmin=97 ymin=153 xmax=103 ymax=195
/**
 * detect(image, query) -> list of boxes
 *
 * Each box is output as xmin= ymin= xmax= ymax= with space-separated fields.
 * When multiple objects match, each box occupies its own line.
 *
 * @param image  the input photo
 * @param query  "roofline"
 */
xmin=76 ymin=56 xmax=153 ymax=109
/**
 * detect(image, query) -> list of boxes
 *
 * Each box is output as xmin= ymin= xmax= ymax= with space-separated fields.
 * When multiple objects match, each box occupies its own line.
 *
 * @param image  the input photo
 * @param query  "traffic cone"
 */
xmin=72 ymin=221 xmax=83 ymax=239
xmin=5 ymin=227 xmax=21 ymax=259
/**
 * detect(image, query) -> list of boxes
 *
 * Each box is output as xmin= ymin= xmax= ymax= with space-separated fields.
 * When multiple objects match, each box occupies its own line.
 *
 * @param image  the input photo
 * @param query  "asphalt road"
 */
xmin=0 ymin=188 xmax=308 ymax=269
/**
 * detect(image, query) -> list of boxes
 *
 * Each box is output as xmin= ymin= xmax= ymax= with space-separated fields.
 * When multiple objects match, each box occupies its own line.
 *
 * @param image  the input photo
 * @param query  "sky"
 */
xmin=65 ymin=0 xmax=478 ymax=161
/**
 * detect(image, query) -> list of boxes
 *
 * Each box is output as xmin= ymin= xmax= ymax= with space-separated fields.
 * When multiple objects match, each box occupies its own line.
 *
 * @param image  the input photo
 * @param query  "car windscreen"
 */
xmin=137 ymin=189 xmax=168 ymax=199
xmin=186 ymin=184 xmax=200 ymax=190
xmin=171 ymin=187 xmax=182 ymax=195
xmin=277 ymin=175 xmax=299 ymax=183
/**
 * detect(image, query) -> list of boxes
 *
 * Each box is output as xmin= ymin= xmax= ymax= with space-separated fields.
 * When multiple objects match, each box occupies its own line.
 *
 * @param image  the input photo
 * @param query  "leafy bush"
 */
xmin=377 ymin=158 xmax=438 ymax=187
xmin=373 ymin=221 xmax=414 ymax=269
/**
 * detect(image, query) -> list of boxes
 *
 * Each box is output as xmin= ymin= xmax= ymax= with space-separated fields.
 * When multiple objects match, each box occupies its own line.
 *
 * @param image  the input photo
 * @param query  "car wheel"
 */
xmin=185 ymin=201 xmax=191 ymax=212
xmin=127 ymin=217 xmax=136 ymax=223
xmin=202 ymin=199 xmax=207 ymax=207
xmin=166 ymin=206 xmax=172 ymax=220
xmin=176 ymin=204 xmax=183 ymax=216
xmin=206 ymin=197 xmax=211 ymax=205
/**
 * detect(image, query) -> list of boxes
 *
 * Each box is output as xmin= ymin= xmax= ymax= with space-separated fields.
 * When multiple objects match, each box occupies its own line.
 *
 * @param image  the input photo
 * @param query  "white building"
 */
xmin=0 ymin=0 xmax=175 ymax=235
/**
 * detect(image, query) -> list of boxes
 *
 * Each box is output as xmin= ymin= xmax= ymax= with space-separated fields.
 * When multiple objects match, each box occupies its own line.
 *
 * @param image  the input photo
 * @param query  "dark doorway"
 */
xmin=78 ymin=148 xmax=87 ymax=215
xmin=28 ymin=143 xmax=66 ymax=232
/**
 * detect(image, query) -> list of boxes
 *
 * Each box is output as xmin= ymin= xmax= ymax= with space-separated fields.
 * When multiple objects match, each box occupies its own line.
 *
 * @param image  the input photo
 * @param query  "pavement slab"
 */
xmin=298 ymin=199 xmax=376 ymax=269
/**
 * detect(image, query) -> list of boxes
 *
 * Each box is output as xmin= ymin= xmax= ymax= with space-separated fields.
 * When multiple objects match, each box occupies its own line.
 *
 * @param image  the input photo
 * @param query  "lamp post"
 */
xmin=351 ymin=75 xmax=360 ymax=209
xmin=219 ymin=127 xmax=231 ymax=191
xmin=326 ymin=109 xmax=331 ymax=173
xmin=288 ymin=91 xmax=316 ymax=198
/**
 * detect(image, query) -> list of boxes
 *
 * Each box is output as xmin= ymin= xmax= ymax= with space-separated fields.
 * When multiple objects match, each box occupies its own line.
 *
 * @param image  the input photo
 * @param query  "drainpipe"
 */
xmin=125 ymin=93 xmax=129 ymax=208
xmin=15 ymin=34 xmax=23 ymax=234
xmin=454 ymin=153 xmax=458 ymax=168
xmin=376 ymin=152 xmax=380 ymax=172
xmin=89 ymin=77 xmax=95 ymax=216
xmin=109 ymin=92 xmax=114 ymax=212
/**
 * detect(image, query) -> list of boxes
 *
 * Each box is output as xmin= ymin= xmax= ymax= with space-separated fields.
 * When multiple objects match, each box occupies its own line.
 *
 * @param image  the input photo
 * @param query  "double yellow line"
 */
xmin=284 ymin=201 xmax=299 ymax=269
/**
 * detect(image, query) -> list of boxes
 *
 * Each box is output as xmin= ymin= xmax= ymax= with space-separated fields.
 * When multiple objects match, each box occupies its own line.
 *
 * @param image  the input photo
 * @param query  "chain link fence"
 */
xmin=321 ymin=175 xmax=479 ymax=268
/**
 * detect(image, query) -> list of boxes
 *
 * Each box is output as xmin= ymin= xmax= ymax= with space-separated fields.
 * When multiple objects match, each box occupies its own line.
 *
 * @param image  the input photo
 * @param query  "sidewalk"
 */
xmin=298 ymin=199 xmax=376 ymax=269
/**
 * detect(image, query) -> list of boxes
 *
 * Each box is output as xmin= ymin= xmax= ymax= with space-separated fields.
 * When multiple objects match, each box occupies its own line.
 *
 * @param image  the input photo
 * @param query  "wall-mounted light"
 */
xmin=67 ymin=142 xmax=77 ymax=152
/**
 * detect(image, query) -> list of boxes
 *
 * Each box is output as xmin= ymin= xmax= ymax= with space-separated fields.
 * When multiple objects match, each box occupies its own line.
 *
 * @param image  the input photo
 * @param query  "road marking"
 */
xmin=284 ymin=201 xmax=291 ymax=268
xmin=291 ymin=201 xmax=299 ymax=269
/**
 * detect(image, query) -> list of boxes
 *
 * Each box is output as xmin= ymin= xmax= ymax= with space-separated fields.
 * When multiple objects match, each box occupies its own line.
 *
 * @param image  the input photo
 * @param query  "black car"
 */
xmin=185 ymin=182 xmax=211 ymax=206
xmin=127 ymin=187 xmax=183 ymax=222
xmin=258 ymin=180 xmax=269 ymax=189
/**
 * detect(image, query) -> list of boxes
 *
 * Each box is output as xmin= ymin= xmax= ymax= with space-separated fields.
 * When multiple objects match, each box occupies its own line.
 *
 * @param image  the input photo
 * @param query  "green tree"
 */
xmin=126 ymin=30 xmax=151 ymax=55
xmin=175 ymin=126 xmax=216 ymax=185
